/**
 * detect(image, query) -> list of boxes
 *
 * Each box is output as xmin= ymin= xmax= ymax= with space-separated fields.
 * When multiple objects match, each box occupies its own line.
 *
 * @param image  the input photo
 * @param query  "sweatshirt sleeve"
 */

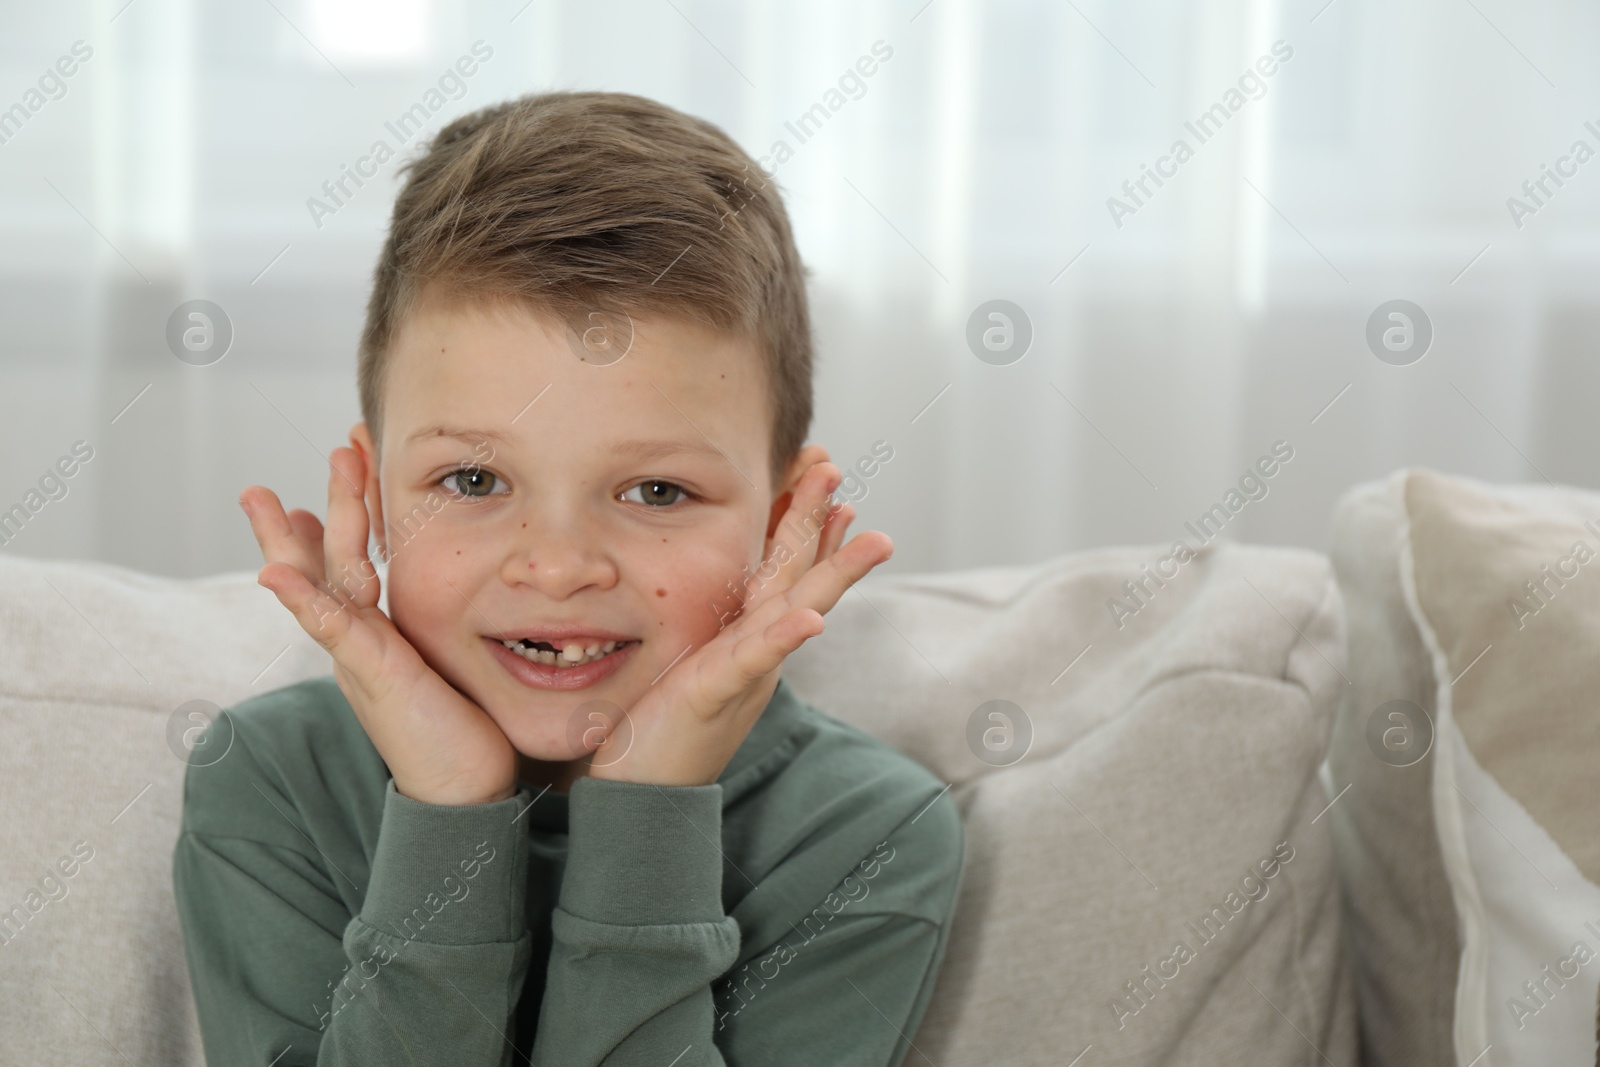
xmin=530 ymin=775 xmax=742 ymax=1064
xmin=172 ymin=778 xmax=535 ymax=1066
xmin=711 ymin=789 xmax=965 ymax=1067
xmin=530 ymin=776 xmax=964 ymax=1067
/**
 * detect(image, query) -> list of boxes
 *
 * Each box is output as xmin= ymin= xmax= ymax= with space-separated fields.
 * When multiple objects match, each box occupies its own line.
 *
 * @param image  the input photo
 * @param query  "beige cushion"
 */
xmin=0 ymin=558 xmax=331 ymax=1067
xmin=1328 ymin=468 xmax=1600 ymax=1066
xmin=1407 ymin=470 xmax=1600 ymax=880
xmin=0 ymin=543 xmax=1354 ymax=1065
xmin=784 ymin=540 xmax=1356 ymax=1065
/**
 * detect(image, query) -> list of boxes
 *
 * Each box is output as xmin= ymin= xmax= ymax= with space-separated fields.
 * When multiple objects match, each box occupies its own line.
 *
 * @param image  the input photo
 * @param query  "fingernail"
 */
xmin=238 ymin=496 xmax=252 ymax=518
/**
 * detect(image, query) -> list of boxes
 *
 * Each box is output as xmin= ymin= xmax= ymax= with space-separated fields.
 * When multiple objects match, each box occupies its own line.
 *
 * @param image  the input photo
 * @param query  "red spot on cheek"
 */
xmin=656 ymin=588 xmax=667 ymax=598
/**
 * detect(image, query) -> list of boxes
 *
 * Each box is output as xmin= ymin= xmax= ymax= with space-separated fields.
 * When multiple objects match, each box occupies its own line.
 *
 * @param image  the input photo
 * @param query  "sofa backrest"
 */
xmin=0 ymin=541 xmax=1354 ymax=1066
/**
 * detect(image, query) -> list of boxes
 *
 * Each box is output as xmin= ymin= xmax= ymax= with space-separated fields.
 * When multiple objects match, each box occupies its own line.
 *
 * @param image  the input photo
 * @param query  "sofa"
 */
xmin=2 ymin=467 xmax=1596 ymax=1066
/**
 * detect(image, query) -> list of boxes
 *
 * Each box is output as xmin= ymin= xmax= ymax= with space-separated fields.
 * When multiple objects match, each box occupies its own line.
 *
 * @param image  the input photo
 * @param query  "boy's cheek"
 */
xmin=382 ymin=515 xmax=763 ymax=653
xmin=652 ymin=538 xmax=763 ymax=640
xmin=667 ymin=561 xmax=750 ymax=636
xmin=385 ymin=547 xmax=476 ymax=647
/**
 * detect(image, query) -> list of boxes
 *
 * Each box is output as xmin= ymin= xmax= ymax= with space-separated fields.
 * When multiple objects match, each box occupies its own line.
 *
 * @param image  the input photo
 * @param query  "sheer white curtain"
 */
xmin=2 ymin=0 xmax=1596 ymax=578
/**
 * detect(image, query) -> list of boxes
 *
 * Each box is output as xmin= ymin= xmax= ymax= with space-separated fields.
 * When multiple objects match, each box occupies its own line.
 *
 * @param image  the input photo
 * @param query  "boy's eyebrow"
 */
xmin=608 ymin=438 xmax=724 ymax=462
xmin=404 ymin=426 xmax=722 ymax=462
xmin=404 ymin=425 xmax=511 ymax=445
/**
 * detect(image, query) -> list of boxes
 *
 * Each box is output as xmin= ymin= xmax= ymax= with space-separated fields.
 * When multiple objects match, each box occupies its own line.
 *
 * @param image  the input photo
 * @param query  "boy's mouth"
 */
xmin=485 ymin=632 xmax=641 ymax=692
xmin=495 ymin=636 xmax=639 ymax=668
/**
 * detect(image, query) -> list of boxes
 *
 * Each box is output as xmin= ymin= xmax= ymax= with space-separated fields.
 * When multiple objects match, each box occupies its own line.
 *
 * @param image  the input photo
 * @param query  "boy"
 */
xmin=172 ymin=90 xmax=964 ymax=1065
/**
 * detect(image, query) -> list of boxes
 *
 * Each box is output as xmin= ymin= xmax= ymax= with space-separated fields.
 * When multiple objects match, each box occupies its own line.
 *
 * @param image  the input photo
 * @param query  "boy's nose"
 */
xmin=501 ymin=533 xmax=617 ymax=598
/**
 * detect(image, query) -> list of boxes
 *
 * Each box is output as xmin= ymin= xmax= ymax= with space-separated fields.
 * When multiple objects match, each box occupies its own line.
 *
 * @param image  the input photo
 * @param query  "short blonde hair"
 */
xmin=357 ymin=90 xmax=813 ymax=485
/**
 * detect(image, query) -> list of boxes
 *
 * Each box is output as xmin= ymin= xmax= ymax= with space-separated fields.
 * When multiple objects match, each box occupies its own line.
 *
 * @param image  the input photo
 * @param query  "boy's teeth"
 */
xmin=500 ymin=638 xmax=624 ymax=667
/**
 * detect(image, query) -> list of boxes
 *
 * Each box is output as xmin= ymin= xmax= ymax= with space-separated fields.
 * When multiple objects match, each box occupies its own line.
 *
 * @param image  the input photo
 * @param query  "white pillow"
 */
xmin=1330 ymin=468 xmax=1600 ymax=1067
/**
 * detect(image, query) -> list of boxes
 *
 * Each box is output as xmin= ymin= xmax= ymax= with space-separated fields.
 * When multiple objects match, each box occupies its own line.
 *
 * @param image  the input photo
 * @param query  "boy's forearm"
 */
xmin=174 ymin=779 xmax=537 ymax=1067
xmin=532 ymin=775 xmax=742 ymax=1064
xmin=316 ymin=779 xmax=535 ymax=1063
xmin=530 ymin=777 xmax=959 ymax=1067
xmin=317 ymin=919 xmax=532 ymax=1066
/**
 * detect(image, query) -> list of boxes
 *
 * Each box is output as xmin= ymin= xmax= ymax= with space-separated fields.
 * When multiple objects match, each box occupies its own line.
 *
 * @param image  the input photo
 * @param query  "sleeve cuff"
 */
xmin=560 ymin=776 xmax=725 ymax=926
xmin=358 ymin=778 xmax=531 ymax=945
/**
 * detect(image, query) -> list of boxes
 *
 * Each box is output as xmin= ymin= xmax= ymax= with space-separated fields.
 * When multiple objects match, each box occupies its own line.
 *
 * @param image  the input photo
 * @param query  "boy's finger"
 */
xmin=715 ymin=526 xmax=878 ymax=659
xmin=796 ymin=530 xmax=892 ymax=617
xmin=691 ymin=608 xmax=823 ymax=718
xmin=286 ymin=509 xmax=327 ymax=576
xmin=256 ymin=561 xmax=365 ymax=658
xmin=257 ymin=561 xmax=407 ymax=720
xmin=813 ymin=502 xmax=854 ymax=564
xmin=743 ymin=528 xmax=891 ymax=638
xmin=750 ymin=462 xmax=842 ymax=611
xmin=323 ymin=447 xmax=378 ymax=609
xmin=242 ymin=486 xmax=326 ymax=590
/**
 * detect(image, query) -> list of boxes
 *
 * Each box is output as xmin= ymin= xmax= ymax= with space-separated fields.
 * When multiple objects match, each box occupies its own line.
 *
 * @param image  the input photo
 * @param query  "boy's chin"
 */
xmin=489 ymin=714 xmax=583 ymax=756
xmin=506 ymin=742 xmax=580 ymax=771
xmin=492 ymin=702 xmax=619 ymax=756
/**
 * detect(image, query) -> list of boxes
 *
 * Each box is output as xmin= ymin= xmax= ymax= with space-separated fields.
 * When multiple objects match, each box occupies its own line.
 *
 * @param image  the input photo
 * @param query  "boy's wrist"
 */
xmin=585 ymin=758 xmax=718 ymax=788
xmin=393 ymin=774 xmax=518 ymax=807
xmin=559 ymin=776 xmax=726 ymax=926
xmin=359 ymin=778 xmax=532 ymax=945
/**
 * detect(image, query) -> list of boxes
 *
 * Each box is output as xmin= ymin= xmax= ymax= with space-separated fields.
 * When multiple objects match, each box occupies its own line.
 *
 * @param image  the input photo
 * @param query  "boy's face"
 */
xmin=350 ymin=291 xmax=824 ymax=790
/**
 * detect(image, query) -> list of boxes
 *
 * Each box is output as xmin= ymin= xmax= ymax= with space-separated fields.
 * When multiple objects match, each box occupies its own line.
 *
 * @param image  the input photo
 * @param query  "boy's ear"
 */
xmin=348 ymin=422 xmax=388 ymax=562
xmin=767 ymin=443 xmax=831 ymax=542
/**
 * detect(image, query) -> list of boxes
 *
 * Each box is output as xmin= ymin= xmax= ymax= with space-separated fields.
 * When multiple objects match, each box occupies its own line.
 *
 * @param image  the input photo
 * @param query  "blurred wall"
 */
xmin=2 ymin=0 xmax=1597 ymax=579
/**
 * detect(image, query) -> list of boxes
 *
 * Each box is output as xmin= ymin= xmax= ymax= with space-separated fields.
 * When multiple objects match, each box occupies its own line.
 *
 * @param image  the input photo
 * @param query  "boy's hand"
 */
xmin=240 ymin=447 xmax=519 ymax=807
xmin=587 ymin=460 xmax=892 ymax=788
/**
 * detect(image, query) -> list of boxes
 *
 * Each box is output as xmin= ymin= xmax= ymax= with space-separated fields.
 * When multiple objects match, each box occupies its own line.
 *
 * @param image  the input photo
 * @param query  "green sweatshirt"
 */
xmin=172 ymin=674 xmax=963 ymax=1066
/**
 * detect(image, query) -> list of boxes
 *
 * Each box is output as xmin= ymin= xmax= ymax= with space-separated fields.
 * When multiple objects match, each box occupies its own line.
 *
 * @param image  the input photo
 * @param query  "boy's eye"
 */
xmin=440 ymin=467 xmax=507 ymax=499
xmin=621 ymin=479 xmax=688 ymax=507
